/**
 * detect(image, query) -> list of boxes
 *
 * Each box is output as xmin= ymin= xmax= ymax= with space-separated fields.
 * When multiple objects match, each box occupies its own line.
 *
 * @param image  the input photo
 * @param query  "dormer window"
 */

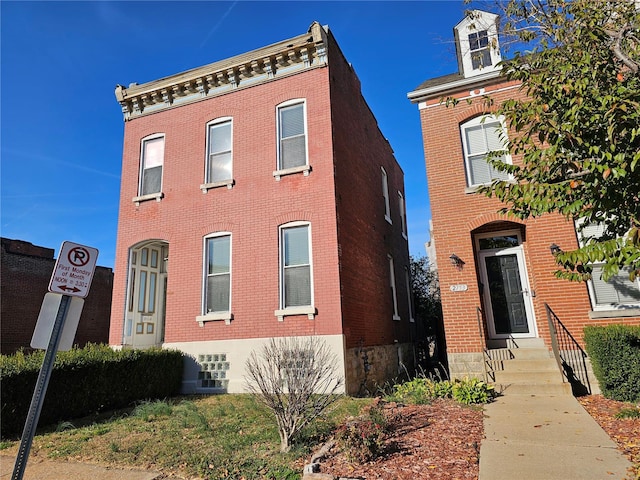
xmin=469 ymin=30 xmax=492 ymax=70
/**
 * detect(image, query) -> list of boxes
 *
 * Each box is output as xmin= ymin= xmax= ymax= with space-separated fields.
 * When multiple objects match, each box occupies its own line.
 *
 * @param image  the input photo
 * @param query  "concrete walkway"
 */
xmin=479 ymin=393 xmax=633 ymax=480
xmin=0 ymin=455 xmax=161 ymax=480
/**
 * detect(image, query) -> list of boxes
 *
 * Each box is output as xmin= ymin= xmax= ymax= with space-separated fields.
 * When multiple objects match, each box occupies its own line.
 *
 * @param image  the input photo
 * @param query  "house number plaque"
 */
xmin=450 ymin=284 xmax=468 ymax=292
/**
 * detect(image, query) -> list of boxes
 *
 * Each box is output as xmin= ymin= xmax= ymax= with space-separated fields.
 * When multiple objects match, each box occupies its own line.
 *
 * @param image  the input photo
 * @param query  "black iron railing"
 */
xmin=476 ymin=307 xmax=494 ymax=382
xmin=545 ymin=303 xmax=591 ymax=395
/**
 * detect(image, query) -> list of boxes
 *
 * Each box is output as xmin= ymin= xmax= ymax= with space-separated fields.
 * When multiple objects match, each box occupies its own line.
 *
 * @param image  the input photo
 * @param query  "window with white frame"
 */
xmin=578 ymin=222 xmax=640 ymax=310
xmin=205 ymin=119 xmax=233 ymax=186
xmin=405 ymin=267 xmax=414 ymax=322
xmin=139 ymin=135 xmax=165 ymax=196
xmin=460 ymin=115 xmax=510 ymax=188
xmin=277 ymin=101 xmax=307 ymax=171
xmin=389 ymin=255 xmax=400 ymax=320
xmin=382 ymin=167 xmax=392 ymax=223
xmin=204 ymin=234 xmax=231 ymax=315
xmin=398 ymin=191 xmax=407 ymax=238
xmin=280 ymin=223 xmax=313 ymax=309
xmin=468 ymin=30 xmax=492 ymax=70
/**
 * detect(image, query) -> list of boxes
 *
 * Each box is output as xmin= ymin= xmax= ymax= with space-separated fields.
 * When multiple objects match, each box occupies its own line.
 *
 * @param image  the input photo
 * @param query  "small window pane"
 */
xmin=280 ymin=104 xmax=304 ymax=138
xmin=281 ymin=137 xmax=306 ymax=169
xmin=150 ymin=249 xmax=158 ymax=268
xmin=142 ymin=166 xmax=162 ymax=195
xmin=207 ymin=274 xmax=231 ymax=312
xmin=285 ymin=266 xmax=311 ymax=307
xmin=208 ymin=152 xmax=232 ymax=183
xmin=141 ymin=248 xmax=148 ymax=266
xmin=148 ymin=272 xmax=157 ymax=313
xmin=143 ymin=137 xmax=164 ymax=168
xmin=284 ymin=226 xmax=309 ymax=266
xmin=465 ymin=125 xmax=486 ymax=155
xmin=138 ymin=271 xmax=147 ymax=312
xmin=208 ymin=236 xmax=230 ymax=274
xmin=209 ymin=122 xmax=231 ymax=154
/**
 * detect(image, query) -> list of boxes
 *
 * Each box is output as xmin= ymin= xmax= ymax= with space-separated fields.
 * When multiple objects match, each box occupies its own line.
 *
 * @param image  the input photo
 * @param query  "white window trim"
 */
xmin=405 ymin=267 xmax=415 ymax=323
xmin=197 ymin=232 xmax=232 ymax=326
xmin=274 ymin=99 xmax=310 ymax=180
xmin=389 ymin=254 xmax=401 ymax=321
xmin=460 ymin=115 xmax=512 ymax=189
xmin=133 ymin=133 xmax=165 ymax=205
xmin=575 ymin=219 xmax=640 ymax=313
xmin=201 ymin=117 xmax=234 ymax=192
xmin=275 ymin=221 xmax=315 ymax=321
xmin=382 ymin=167 xmax=392 ymax=224
xmin=398 ymin=191 xmax=407 ymax=240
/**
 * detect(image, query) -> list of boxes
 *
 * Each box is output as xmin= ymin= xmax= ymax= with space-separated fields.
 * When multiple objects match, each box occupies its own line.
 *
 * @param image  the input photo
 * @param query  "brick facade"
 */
xmin=1 ymin=238 xmax=112 ymax=354
xmin=410 ymin=12 xmax=640 ymax=380
xmin=111 ymin=24 xmax=413 ymax=394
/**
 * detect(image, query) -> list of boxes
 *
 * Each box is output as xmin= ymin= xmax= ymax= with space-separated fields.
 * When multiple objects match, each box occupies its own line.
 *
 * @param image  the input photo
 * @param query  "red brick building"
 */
xmin=408 ymin=11 xmax=640 ymax=386
xmin=1 ymin=238 xmax=112 ymax=354
xmin=111 ymin=22 xmax=413 ymax=395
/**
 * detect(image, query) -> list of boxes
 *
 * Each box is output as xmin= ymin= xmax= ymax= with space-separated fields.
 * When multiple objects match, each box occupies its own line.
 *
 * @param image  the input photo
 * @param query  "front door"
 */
xmin=476 ymin=231 xmax=536 ymax=339
xmin=123 ymin=243 xmax=167 ymax=348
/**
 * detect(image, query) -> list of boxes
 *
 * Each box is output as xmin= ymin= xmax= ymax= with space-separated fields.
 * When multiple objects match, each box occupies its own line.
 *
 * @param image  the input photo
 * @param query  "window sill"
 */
xmin=392 ymin=314 xmax=401 ymax=321
xmin=273 ymin=164 xmax=311 ymax=181
xmin=274 ymin=306 xmax=316 ymax=322
xmin=409 ymin=316 xmax=415 ymax=323
xmin=385 ymin=215 xmax=392 ymax=225
xmin=200 ymin=179 xmax=234 ymax=192
xmin=588 ymin=307 xmax=640 ymax=319
xmin=402 ymin=232 xmax=408 ymax=241
xmin=196 ymin=312 xmax=233 ymax=327
xmin=133 ymin=192 xmax=164 ymax=206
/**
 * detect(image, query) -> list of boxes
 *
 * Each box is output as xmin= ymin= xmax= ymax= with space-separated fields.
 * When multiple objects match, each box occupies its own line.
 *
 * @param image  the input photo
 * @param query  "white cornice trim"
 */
xmin=407 ymin=70 xmax=502 ymax=103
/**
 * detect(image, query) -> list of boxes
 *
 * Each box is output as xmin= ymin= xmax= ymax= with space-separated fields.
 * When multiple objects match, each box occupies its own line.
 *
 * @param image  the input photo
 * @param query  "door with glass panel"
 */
xmin=476 ymin=231 xmax=536 ymax=339
xmin=124 ymin=243 xmax=167 ymax=348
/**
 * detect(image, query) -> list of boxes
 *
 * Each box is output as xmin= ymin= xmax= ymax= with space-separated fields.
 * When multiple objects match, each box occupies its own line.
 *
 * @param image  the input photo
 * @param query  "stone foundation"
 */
xmin=446 ymin=352 xmax=486 ymax=381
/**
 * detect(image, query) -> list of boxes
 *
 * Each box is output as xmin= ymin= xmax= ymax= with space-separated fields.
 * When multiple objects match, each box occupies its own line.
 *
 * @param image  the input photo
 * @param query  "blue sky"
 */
xmin=1 ymin=1 xmax=469 ymax=268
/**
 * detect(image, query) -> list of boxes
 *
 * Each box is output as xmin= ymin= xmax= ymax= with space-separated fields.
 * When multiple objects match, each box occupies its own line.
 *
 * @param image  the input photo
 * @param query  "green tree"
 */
xmin=410 ymin=255 xmax=442 ymax=323
xmin=476 ymin=0 xmax=640 ymax=282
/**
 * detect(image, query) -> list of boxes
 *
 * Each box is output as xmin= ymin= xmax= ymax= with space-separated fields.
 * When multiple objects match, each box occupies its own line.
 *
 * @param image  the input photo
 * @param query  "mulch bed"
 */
xmin=317 ymin=399 xmax=483 ymax=480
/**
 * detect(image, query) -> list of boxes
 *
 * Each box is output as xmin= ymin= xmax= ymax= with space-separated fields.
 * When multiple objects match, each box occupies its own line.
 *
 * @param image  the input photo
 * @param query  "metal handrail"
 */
xmin=476 ymin=306 xmax=493 ymax=382
xmin=545 ymin=303 xmax=591 ymax=395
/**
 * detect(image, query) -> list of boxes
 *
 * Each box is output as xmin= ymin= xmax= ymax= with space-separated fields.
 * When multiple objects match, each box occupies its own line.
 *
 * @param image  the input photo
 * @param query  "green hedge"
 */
xmin=584 ymin=324 xmax=640 ymax=402
xmin=0 ymin=344 xmax=184 ymax=438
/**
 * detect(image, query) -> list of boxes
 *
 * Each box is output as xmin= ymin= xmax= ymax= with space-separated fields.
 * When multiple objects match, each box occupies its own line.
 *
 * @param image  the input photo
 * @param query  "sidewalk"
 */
xmin=0 ymin=455 xmax=161 ymax=480
xmin=479 ymin=392 xmax=633 ymax=480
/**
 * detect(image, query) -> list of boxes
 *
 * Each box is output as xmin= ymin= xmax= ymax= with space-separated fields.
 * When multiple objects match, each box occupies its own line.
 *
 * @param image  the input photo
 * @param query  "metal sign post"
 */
xmin=12 ymin=241 xmax=99 ymax=480
xmin=12 ymin=295 xmax=71 ymax=480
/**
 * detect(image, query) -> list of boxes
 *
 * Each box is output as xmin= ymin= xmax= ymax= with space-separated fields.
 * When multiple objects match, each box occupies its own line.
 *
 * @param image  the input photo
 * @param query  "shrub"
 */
xmin=244 ymin=337 xmax=344 ymax=452
xmin=335 ymin=404 xmax=387 ymax=463
xmin=451 ymin=378 xmax=494 ymax=405
xmin=584 ymin=325 xmax=640 ymax=402
xmin=0 ymin=344 xmax=183 ymax=438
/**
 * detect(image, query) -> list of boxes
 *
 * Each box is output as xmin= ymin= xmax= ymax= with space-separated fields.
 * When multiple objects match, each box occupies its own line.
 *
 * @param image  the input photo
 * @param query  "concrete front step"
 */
xmin=494 ymin=382 xmax=573 ymax=395
xmin=494 ymin=370 xmax=564 ymax=385
xmin=499 ymin=358 xmax=559 ymax=372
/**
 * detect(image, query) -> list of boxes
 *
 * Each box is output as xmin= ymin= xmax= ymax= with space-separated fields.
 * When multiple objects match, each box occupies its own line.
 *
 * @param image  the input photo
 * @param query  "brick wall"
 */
xmin=418 ymin=78 xmax=639 ymax=356
xmin=1 ymin=238 xmax=112 ymax=354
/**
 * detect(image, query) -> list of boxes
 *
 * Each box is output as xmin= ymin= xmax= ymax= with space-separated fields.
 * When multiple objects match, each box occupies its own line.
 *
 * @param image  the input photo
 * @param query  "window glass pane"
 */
xmin=285 ymin=266 xmax=311 ymax=306
xmin=141 ymin=248 xmax=148 ymax=266
xmin=207 ymin=273 xmax=230 ymax=312
xmin=148 ymin=272 xmax=157 ymax=313
xmin=128 ymin=269 xmax=135 ymax=312
xmin=479 ymin=235 xmax=519 ymax=250
xmin=142 ymin=166 xmax=162 ymax=195
xmin=280 ymin=104 xmax=304 ymax=138
xmin=209 ymin=122 xmax=231 ymax=154
xmin=284 ymin=226 xmax=309 ymax=266
xmin=484 ymin=122 xmax=504 ymax=151
xmin=143 ymin=137 xmax=164 ymax=168
xmin=208 ymin=152 xmax=232 ymax=183
xmin=150 ymin=249 xmax=158 ymax=268
xmin=281 ymin=136 xmax=306 ymax=169
xmin=592 ymin=266 xmax=640 ymax=305
xmin=138 ymin=270 xmax=147 ymax=312
xmin=465 ymin=125 xmax=486 ymax=155
xmin=468 ymin=154 xmax=492 ymax=185
xmin=208 ymin=236 xmax=230 ymax=274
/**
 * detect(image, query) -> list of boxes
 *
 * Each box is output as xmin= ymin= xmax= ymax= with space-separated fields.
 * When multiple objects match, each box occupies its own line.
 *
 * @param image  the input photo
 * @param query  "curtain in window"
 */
xmin=279 ymin=104 xmax=306 ymax=169
xmin=283 ymin=225 xmax=311 ymax=307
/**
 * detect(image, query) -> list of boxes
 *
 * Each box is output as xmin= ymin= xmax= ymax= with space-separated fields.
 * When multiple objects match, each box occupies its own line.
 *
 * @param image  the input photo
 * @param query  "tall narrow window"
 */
xmin=389 ymin=255 xmax=400 ymax=320
xmin=206 ymin=119 xmax=233 ymax=185
xmin=281 ymin=223 xmax=312 ymax=308
xmin=205 ymin=234 xmax=231 ymax=314
xmin=405 ymin=268 xmax=414 ymax=322
xmin=140 ymin=135 xmax=164 ymax=196
xmin=461 ymin=116 xmax=510 ymax=187
xmin=382 ymin=167 xmax=391 ymax=223
xmin=278 ymin=101 xmax=307 ymax=170
xmin=398 ymin=191 xmax=407 ymax=238
xmin=469 ymin=30 xmax=492 ymax=70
